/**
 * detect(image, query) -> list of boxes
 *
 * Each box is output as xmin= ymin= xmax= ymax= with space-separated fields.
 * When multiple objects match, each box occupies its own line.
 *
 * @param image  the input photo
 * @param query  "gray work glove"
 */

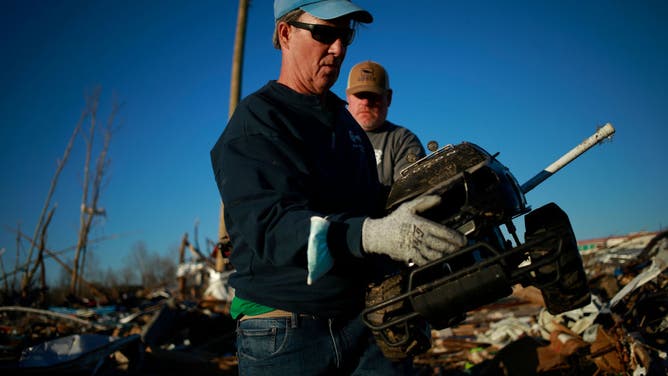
xmin=362 ymin=195 xmax=467 ymax=266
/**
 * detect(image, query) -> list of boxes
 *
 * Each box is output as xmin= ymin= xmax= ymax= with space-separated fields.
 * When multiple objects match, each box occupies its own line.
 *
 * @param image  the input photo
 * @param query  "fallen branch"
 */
xmin=0 ymin=305 xmax=111 ymax=330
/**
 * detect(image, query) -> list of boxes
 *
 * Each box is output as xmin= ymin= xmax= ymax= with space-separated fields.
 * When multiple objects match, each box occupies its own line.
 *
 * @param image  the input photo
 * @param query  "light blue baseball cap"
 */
xmin=274 ymin=0 xmax=373 ymax=23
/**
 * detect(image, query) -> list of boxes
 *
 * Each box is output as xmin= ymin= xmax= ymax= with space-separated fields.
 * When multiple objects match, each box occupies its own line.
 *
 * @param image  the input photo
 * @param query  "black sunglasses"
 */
xmin=287 ymin=21 xmax=355 ymax=45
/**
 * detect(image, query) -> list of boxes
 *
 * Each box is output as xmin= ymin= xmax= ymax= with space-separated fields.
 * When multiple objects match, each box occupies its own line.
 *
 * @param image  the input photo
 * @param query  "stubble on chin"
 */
xmin=353 ymin=112 xmax=376 ymax=128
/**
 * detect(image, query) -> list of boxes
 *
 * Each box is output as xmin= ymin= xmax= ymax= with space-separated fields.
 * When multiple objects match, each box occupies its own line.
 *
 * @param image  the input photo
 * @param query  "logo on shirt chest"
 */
xmin=374 ymin=149 xmax=382 ymax=165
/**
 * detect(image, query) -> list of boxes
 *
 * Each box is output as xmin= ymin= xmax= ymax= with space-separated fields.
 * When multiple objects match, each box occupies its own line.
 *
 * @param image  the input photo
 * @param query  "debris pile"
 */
xmin=0 ymin=288 xmax=237 ymax=375
xmin=414 ymin=230 xmax=668 ymax=375
xmin=1 ymin=231 xmax=666 ymax=375
xmin=0 ymin=233 xmax=239 ymax=376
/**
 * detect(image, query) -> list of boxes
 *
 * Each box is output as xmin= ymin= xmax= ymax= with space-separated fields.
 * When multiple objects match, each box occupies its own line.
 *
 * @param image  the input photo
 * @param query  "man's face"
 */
xmin=281 ymin=13 xmax=352 ymax=95
xmin=347 ymin=90 xmax=391 ymax=131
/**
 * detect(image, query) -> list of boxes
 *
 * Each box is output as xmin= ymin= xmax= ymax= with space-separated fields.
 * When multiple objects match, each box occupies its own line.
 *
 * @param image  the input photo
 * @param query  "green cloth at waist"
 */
xmin=230 ymin=296 xmax=274 ymax=319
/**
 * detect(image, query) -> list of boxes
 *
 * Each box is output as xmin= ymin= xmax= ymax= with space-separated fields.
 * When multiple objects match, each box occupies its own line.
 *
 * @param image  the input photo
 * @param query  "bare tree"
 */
xmin=12 ymin=230 xmax=107 ymax=301
xmin=131 ymin=241 xmax=150 ymax=286
xmin=0 ymin=248 xmax=8 ymax=293
xmin=101 ymin=266 xmax=119 ymax=288
xmin=70 ymin=88 xmax=120 ymax=294
xmin=12 ymin=223 xmax=21 ymax=291
xmin=19 ymin=110 xmax=83 ymax=297
xmin=154 ymin=255 xmax=176 ymax=287
xmin=120 ymin=264 xmax=137 ymax=286
xmin=30 ymin=207 xmax=56 ymax=304
xmin=82 ymin=249 xmax=101 ymax=286
xmin=56 ymin=262 xmax=71 ymax=289
xmin=128 ymin=240 xmax=176 ymax=290
xmin=1 ymin=229 xmax=121 ymax=286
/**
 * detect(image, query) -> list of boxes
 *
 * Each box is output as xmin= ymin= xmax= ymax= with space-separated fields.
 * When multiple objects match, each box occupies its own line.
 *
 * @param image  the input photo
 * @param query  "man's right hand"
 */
xmin=362 ymin=195 xmax=467 ymax=266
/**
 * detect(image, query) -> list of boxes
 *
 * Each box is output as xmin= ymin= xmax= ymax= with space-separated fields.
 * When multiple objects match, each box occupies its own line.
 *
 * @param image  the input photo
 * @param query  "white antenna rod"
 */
xmin=521 ymin=123 xmax=616 ymax=194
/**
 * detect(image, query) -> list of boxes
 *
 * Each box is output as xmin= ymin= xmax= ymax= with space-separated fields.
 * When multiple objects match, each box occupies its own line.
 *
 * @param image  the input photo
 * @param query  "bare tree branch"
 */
xmin=22 ymin=206 xmax=56 ymax=299
xmin=0 ymin=248 xmax=8 ymax=293
xmin=0 ymin=306 xmax=111 ymax=330
xmin=45 ymin=243 xmax=107 ymax=300
xmin=71 ymin=88 xmax=119 ymax=294
xmin=1 ymin=227 xmax=123 ymax=282
xmin=12 ymin=222 xmax=21 ymax=290
xmin=20 ymin=112 xmax=83 ymax=293
xmin=71 ymin=88 xmax=100 ymax=294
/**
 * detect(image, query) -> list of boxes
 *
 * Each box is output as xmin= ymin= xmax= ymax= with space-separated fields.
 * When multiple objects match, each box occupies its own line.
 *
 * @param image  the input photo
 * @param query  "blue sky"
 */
xmin=1 ymin=0 xmax=666 ymax=283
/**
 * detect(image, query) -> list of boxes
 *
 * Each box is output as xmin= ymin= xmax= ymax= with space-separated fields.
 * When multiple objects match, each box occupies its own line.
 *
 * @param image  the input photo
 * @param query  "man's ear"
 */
xmin=278 ymin=22 xmax=291 ymax=50
xmin=386 ymin=89 xmax=393 ymax=107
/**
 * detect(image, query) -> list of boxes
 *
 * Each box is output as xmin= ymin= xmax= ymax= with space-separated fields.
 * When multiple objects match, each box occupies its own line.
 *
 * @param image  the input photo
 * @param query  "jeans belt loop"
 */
xmin=290 ymin=312 xmax=298 ymax=329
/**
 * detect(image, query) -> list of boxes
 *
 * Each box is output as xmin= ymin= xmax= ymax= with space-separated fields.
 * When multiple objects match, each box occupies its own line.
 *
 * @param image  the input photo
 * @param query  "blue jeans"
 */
xmin=236 ymin=313 xmax=414 ymax=375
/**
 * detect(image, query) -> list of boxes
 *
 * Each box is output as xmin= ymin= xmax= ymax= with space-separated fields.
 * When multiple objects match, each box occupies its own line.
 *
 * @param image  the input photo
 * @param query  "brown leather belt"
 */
xmin=239 ymin=309 xmax=299 ymax=321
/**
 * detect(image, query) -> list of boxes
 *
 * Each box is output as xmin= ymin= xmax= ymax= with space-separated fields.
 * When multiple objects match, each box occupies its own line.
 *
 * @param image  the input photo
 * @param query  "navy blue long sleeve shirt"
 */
xmin=211 ymin=81 xmax=388 ymax=317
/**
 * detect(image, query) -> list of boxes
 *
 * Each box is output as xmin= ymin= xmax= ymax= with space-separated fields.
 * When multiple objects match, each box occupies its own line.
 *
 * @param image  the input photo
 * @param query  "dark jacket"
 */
xmin=211 ymin=81 xmax=387 ymax=317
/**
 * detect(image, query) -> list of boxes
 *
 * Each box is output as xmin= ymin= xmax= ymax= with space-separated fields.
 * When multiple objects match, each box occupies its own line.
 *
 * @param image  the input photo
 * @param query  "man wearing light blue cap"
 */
xmin=274 ymin=0 xmax=372 ymax=23
xmin=211 ymin=1 xmax=467 ymax=374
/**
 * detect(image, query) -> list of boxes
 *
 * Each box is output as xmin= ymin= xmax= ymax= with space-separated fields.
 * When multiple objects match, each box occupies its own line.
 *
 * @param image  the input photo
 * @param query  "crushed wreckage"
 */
xmin=414 ymin=230 xmax=668 ymax=375
xmin=0 ymin=232 xmax=665 ymax=375
xmin=0 ymin=261 xmax=238 ymax=375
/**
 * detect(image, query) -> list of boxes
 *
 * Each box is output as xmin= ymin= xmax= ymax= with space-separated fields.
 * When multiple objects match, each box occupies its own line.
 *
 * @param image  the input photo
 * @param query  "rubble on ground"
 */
xmin=413 ymin=230 xmax=668 ymax=375
xmin=0 ymin=290 xmax=237 ymax=375
xmin=1 ymin=231 xmax=666 ymax=375
xmin=0 ymin=247 xmax=238 ymax=375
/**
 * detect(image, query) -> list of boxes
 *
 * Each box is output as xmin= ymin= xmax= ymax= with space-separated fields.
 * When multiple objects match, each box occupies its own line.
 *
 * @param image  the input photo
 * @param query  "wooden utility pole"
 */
xmin=218 ymin=0 xmax=249 ymax=260
xmin=229 ymin=0 xmax=249 ymax=117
